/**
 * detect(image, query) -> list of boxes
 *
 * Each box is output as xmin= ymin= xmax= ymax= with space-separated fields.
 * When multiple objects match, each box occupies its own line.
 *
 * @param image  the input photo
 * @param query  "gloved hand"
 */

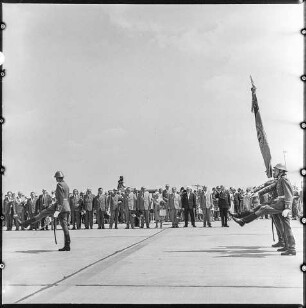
xmin=53 ymin=210 xmax=60 ymax=218
xmin=282 ymin=209 xmax=290 ymax=217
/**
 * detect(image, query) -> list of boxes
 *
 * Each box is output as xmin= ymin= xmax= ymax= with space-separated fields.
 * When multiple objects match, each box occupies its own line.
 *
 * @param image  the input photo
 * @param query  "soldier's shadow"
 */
xmin=15 ymin=250 xmax=57 ymax=254
xmin=166 ymin=245 xmax=275 ymax=258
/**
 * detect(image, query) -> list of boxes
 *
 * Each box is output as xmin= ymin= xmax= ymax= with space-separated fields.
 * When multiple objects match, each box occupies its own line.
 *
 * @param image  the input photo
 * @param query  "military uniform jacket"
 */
xmin=258 ymin=175 xmax=293 ymax=209
xmin=55 ymin=181 xmax=70 ymax=213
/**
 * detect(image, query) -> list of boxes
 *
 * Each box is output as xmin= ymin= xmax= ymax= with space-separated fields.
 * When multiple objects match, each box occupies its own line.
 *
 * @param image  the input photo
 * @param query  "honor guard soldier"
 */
xmin=232 ymin=163 xmax=296 ymax=256
xmin=19 ymin=171 xmax=71 ymax=251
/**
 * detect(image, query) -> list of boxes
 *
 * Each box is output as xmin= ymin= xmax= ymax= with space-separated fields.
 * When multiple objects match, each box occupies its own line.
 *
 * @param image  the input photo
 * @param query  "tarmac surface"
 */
xmin=2 ymin=218 xmax=304 ymax=304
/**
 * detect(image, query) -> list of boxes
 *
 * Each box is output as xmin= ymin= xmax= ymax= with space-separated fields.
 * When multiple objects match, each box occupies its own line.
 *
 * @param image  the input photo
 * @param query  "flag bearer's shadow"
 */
xmin=166 ymin=245 xmax=275 ymax=258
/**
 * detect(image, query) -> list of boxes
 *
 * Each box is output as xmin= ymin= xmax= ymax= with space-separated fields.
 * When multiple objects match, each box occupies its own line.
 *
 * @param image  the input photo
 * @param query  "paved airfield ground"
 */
xmin=2 ymin=219 xmax=303 ymax=304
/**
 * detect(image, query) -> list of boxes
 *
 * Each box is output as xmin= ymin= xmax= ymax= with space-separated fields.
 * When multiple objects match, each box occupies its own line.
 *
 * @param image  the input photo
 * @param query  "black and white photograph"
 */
xmin=1 ymin=2 xmax=304 ymax=305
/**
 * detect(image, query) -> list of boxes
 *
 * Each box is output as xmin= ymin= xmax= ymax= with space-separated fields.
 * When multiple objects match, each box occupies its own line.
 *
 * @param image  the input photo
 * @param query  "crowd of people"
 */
xmin=2 ymin=181 xmax=303 ymax=231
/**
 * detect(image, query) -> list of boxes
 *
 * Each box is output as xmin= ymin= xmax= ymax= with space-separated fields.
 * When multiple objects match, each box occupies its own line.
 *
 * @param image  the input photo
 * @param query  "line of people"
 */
xmin=3 ymin=182 xmax=303 ymax=231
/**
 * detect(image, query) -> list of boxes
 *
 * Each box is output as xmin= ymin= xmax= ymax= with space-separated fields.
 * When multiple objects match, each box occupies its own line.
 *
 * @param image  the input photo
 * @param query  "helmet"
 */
xmin=54 ymin=171 xmax=64 ymax=178
xmin=273 ymin=163 xmax=287 ymax=172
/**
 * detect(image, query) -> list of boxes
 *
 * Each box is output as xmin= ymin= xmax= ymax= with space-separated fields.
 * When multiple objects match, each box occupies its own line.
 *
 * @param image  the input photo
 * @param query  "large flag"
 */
xmin=250 ymin=76 xmax=273 ymax=178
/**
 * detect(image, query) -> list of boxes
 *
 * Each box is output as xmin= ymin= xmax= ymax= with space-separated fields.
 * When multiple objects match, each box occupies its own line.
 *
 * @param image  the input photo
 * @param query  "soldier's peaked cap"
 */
xmin=54 ymin=171 xmax=64 ymax=178
xmin=273 ymin=163 xmax=287 ymax=172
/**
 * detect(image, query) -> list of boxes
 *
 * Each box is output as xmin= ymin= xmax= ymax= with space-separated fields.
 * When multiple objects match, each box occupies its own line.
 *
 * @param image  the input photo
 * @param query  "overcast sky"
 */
xmin=2 ymin=4 xmax=303 ymax=195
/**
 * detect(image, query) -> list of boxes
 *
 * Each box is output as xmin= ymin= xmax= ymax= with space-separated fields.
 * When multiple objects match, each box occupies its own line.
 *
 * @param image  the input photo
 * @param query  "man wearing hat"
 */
xmin=232 ymin=163 xmax=296 ymax=256
xmin=19 ymin=171 xmax=71 ymax=251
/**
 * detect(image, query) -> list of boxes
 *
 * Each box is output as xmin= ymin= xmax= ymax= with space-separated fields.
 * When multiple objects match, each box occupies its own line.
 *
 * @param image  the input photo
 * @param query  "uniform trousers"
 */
xmin=140 ymin=209 xmax=150 ymax=228
xmin=85 ymin=210 xmax=93 ymax=229
xmin=31 ymin=206 xmax=70 ymax=237
xmin=184 ymin=208 xmax=195 ymax=226
xmin=96 ymin=209 xmax=105 ymax=229
xmin=169 ymin=208 xmax=178 ymax=227
xmin=253 ymin=203 xmax=295 ymax=251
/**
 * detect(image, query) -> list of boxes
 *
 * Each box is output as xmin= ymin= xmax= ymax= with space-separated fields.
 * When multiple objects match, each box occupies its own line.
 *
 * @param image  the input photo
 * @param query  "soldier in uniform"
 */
xmin=19 ymin=171 xmax=71 ymax=251
xmin=232 ymin=164 xmax=296 ymax=256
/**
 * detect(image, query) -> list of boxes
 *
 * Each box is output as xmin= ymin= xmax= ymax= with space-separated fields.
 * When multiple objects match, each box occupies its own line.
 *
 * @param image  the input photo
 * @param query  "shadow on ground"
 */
xmin=15 ymin=250 xmax=57 ymax=254
xmin=165 ymin=245 xmax=275 ymax=258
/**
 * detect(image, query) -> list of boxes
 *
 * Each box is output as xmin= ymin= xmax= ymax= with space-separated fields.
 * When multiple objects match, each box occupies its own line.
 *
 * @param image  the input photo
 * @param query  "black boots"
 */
xmin=272 ymin=242 xmax=284 ymax=248
xmin=59 ymin=234 xmax=71 ymax=251
xmin=20 ymin=217 xmax=36 ymax=228
xmin=233 ymin=213 xmax=258 ymax=227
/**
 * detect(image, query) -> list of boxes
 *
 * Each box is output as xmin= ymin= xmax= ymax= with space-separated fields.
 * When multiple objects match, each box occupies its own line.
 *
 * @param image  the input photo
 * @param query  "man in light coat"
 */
xmin=168 ymin=187 xmax=181 ymax=228
xmin=199 ymin=186 xmax=212 ymax=227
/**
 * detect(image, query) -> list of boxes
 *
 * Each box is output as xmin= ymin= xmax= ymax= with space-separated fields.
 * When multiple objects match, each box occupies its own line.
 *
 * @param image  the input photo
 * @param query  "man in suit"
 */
xmin=20 ymin=171 xmax=71 ymax=251
xmin=109 ymin=189 xmax=121 ymax=229
xmin=4 ymin=191 xmax=14 ymax=231
xmin=181 ymin=186 xmax=197 ymax=227
xmin=83 ymin=189 xmax=94 ymax=229
xmin=125 ymin=187 xmax=137 ymax=229
xmin=26 ymin=192 xmax=39 ymax=230
xmin=37 ymin=189 xmax=52 ymax=230
xmin=70 ymin=189 xmax=82 ymax=229
xmin=215 ymin=185 xmax=231 ymax=227
xmin=13 ymin=192 xmax=27 ymax=231
xmin=94 ymin=188 xmax=107 ymax=229
xmin=168 ymin=187 xmax=181 ymax=228
xmin=199 ymin=186 xmax=212 ymax=228
xmin=138 ymin=187 xmax=152 ymax=228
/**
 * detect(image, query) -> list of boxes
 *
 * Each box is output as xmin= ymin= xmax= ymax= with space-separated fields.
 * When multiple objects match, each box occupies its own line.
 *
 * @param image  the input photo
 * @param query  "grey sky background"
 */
xmin=3 ymin=4 xmax=303 ymax=194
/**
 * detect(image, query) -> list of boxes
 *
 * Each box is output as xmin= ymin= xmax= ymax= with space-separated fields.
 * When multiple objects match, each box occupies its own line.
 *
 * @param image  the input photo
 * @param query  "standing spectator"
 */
xmin=181 ymin=186 xmax=197 ymax=227
xmin=26 ymin=192 xmax=39 ymax=230
xmin=212 ymin=187 xmax=220 ymax=221
xmin=37 ymin=189 xmax=52 ymax=230
xmin=168 ymin=187 xmax=181 ymax=228
xmin=215 ymin=186 xmax=230 ymax=227
xmin=109 ymin=189 xmax=121 ymax=229
xmin=242 ymin=188 xmax=252 ymax=212
xmin=4 ymin=192 xmax=14 ymax=230
xmin=83 ymin=189 xmax=94 ymax=229
xmin=141 ymin=187 xmax=152 ymax=228
xmin=94 ymin=188 xmax=107 ymax=229
xmin=199 ymin=186 xmax=212 ymax=228
xmin=14 ymin=192 xmax=27 ymax=231
xmin=162 ymin=184 xmax=170 ymax=222
xmin=70 ymin=189 xmax=82 ymax=229
xmin=237 ymin=188 xmax=244 ymax=213
xmin=233 ymin=188 xmax=240 ymax=214
xmin=291 ymin=189 xmax=300 ymax=220
xmin=125 ymin=187 xmax=137 ymax=229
